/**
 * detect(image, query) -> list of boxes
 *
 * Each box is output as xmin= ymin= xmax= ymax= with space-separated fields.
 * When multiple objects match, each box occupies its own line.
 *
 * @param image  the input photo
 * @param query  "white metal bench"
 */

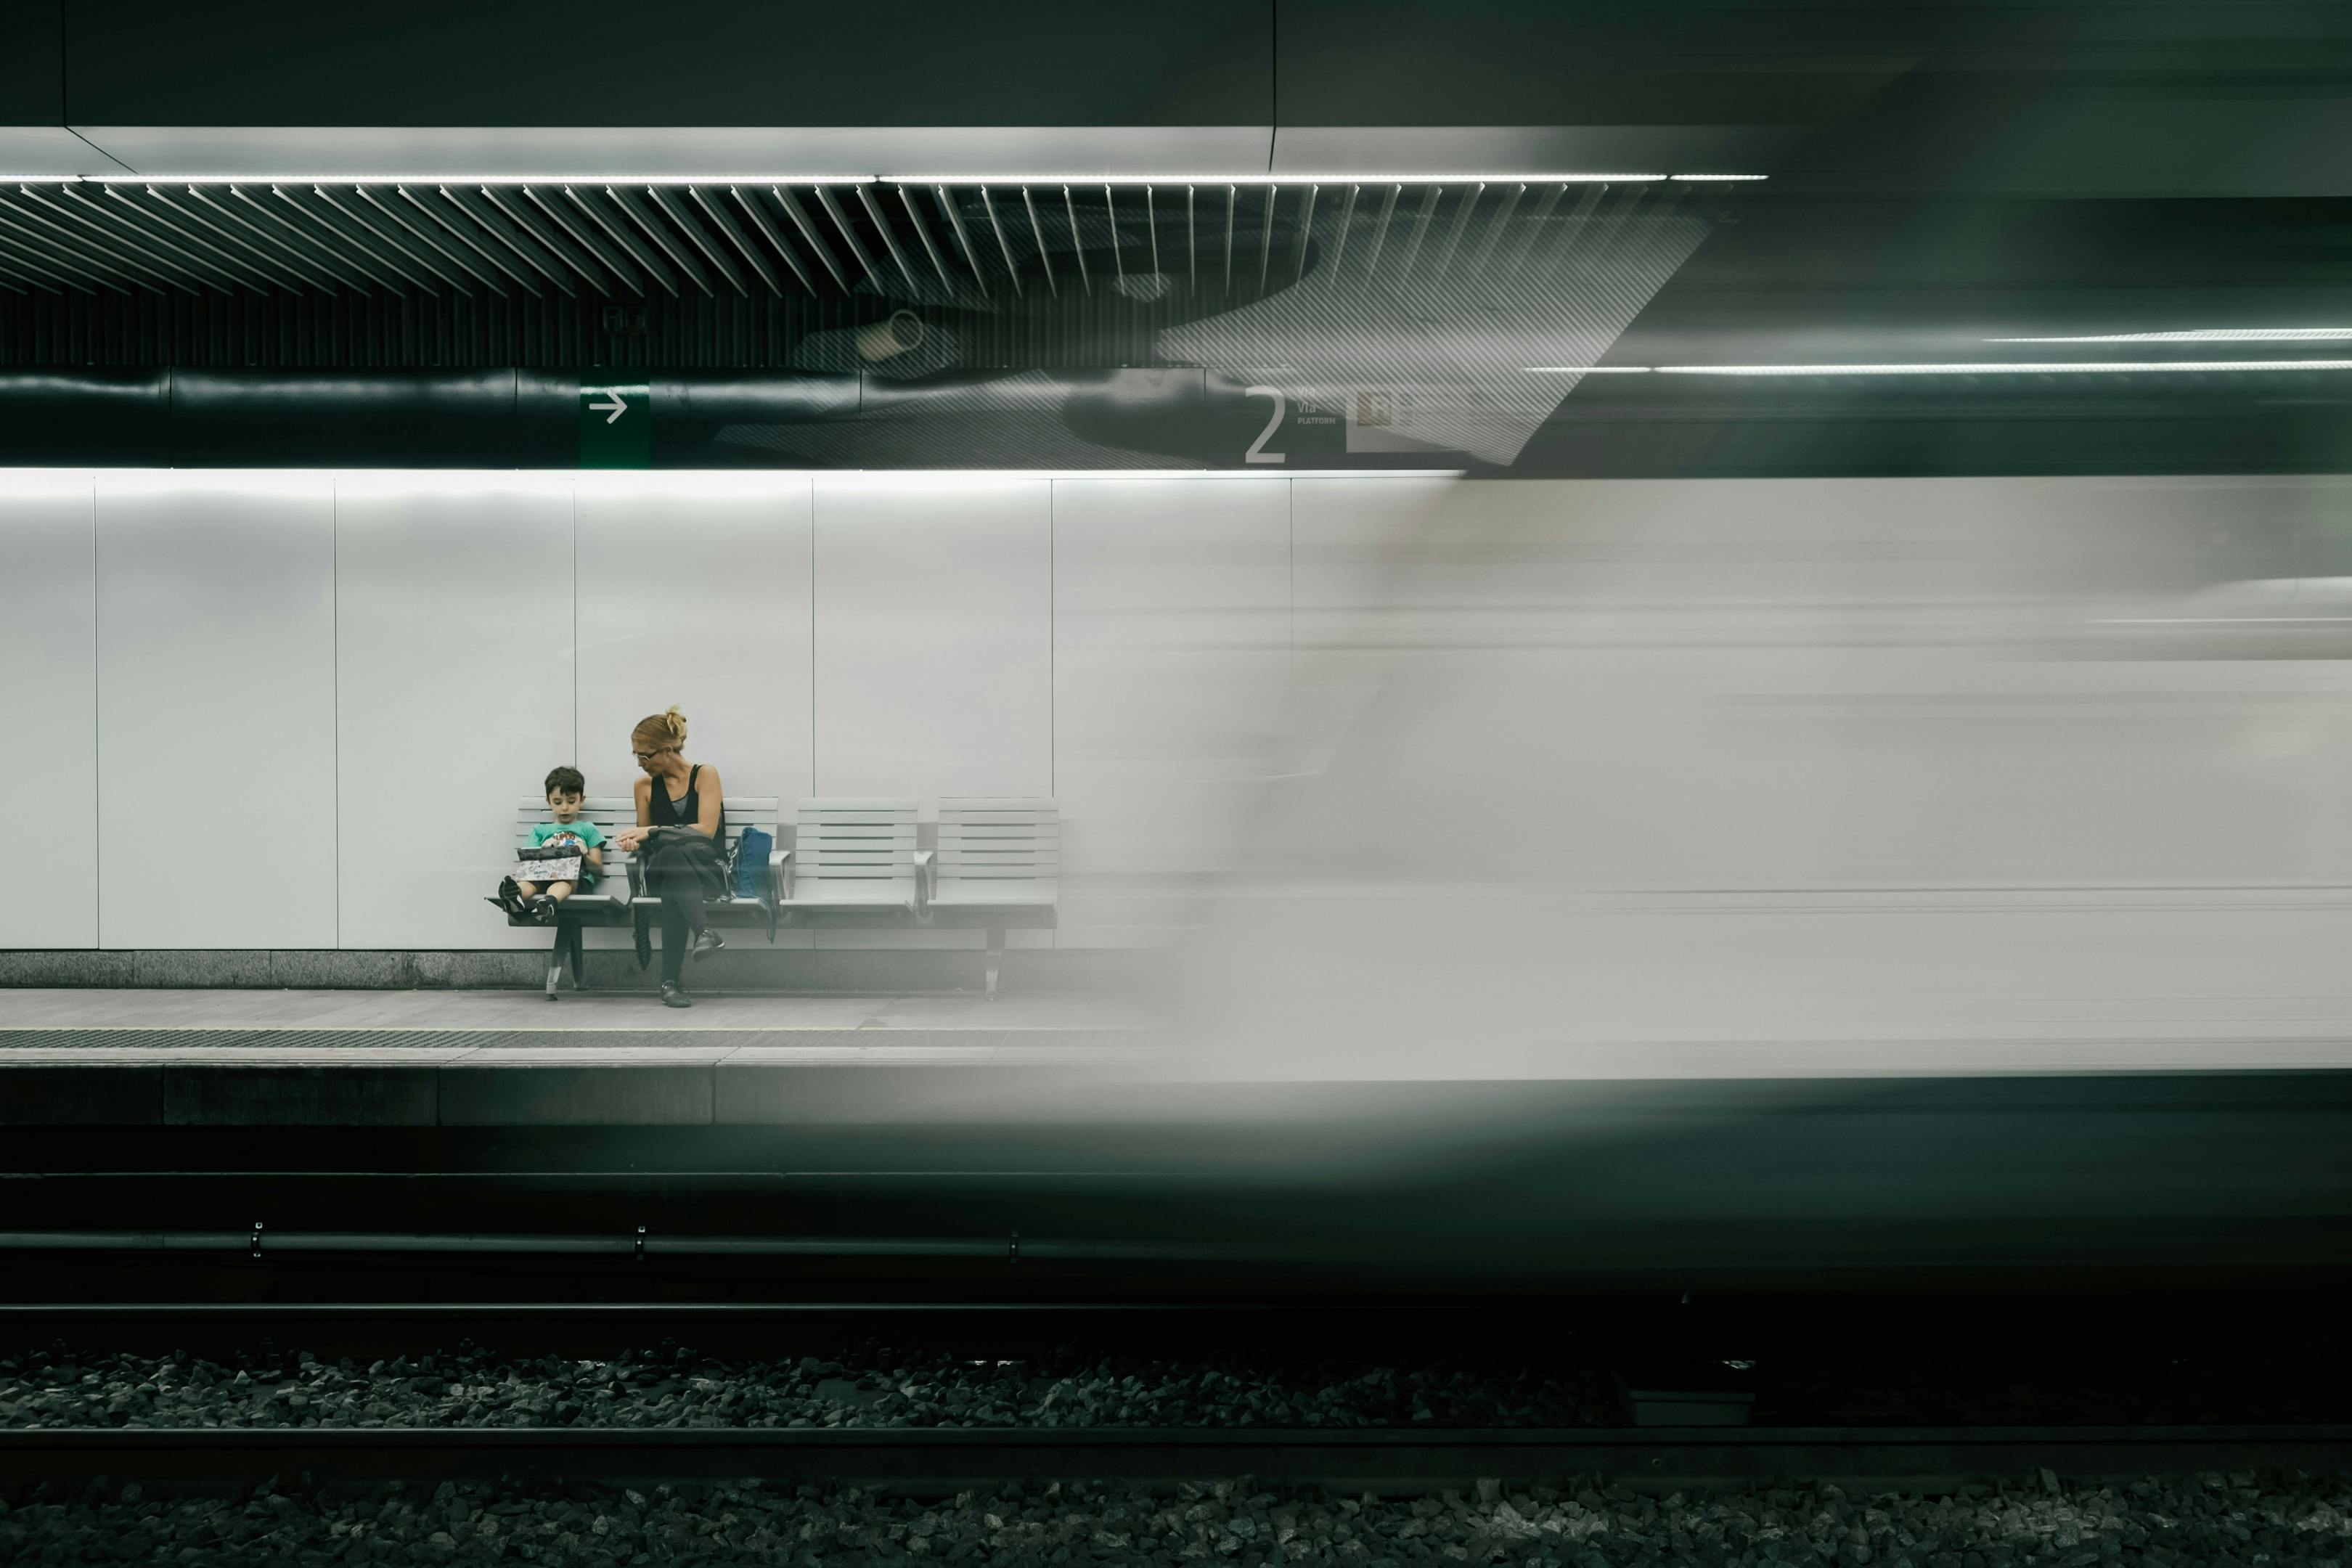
xmin=777 ymin=798 xmax=929 ymax=923
xmin=507 ymin=793 xmax=636 ymax=999
xmin=927 ymin=797 xmax=1060 ymax=997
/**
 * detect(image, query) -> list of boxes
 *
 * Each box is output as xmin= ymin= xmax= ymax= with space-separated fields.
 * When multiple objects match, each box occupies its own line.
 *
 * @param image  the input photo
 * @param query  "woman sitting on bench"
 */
xmin=610 ymin=706 xmax=727 ymax=1008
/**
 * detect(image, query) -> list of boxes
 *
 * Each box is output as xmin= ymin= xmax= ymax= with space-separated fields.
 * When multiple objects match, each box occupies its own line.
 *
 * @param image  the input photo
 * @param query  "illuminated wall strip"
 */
xmin=1527 ymin=360 xmax=2352 ymax=375
xmin=0 ymin=468 xmax=1470 ymax=485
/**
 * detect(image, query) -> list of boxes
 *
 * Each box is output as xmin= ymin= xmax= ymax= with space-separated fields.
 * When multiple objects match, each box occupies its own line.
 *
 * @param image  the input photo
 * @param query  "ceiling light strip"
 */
xmin=62 ymin=171 xmax=1752 ymax=188
xmin=693 ymin=186 xmax=785 ymax=297
xmin=930 ymin=184 xmax=990 ymax=301
xmin=523 ymin=185 xmax=642 ymax=295
xmin=897 ymin=185 xmax=956 ymax=296
xmin=481 ymin=185 xmax=610 ymax=293
xmin=1988 ymin=328 xmax=2352 ymax=343
xmin=722 ymin=186 xmax=812 ymax=295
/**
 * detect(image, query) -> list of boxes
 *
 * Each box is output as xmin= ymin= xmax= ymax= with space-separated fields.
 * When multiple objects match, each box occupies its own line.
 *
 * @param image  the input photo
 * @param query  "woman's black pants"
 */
xmin=643 ymin=840 xmax=711 ymax=984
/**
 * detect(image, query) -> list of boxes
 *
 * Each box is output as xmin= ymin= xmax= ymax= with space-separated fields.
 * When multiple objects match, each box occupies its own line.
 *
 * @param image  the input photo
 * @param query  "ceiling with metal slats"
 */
xmin=0 ymin=178 xmax=1745 ymax=307
xmin=0 ymin=176 xmax=1751 ymax=466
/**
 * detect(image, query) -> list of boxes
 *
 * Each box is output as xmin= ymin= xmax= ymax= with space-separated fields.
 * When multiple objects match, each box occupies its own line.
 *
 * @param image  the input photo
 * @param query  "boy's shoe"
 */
xmin=690 ymin=929 xmax=725 ymax=963
xmin=489 ymin=875 xmax=523 ymax=916
xmin=659 ymin=981 xmax=693 ymax=1008
xmin=526 ymin=895 xmax=560 ymax=924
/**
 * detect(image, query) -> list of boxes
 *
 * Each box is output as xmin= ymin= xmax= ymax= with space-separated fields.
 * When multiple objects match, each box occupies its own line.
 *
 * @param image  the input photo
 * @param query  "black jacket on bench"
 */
xmin=632 ymin=828 xmax=729 ymax=969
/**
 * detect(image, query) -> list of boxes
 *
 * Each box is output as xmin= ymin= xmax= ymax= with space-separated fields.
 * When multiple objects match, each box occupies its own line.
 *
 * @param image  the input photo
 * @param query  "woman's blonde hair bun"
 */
xmin=630 ymin=706 xmax=689 ymax=754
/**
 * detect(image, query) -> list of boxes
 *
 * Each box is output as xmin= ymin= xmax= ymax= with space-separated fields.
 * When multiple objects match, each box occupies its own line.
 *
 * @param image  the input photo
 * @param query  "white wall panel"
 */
xmin=1051 ymin=477 xmax=1291 ymax=944
xmin=335 ymin=475 xmax=573 ymax=949
xmin=95 ymin=472 xmax=338 ymax=948
xmin=574 ymin=475 xmax=817 ymax=952
xmin=812 ymin=477 xmax=1052 ymax=801
xmin=0 ymin=474 xmax=98 ymax=947
xmin=576 ymin=473 xmax=814 ymax=807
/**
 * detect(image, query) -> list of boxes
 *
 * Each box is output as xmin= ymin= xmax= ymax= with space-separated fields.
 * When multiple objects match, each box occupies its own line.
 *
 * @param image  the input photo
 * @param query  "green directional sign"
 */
xmin=579 ymin=375 xmax=650 ymax=468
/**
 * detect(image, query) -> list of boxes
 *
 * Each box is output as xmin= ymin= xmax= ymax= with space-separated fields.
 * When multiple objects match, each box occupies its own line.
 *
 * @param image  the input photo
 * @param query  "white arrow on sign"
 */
xmin=589 ymin=388 xmax=629 ymax=425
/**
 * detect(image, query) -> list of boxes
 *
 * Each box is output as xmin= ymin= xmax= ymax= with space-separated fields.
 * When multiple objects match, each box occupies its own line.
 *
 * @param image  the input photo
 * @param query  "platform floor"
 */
xmin=0 ymin=986 xmax=1152 ymax=1059
xmin=0 ymin=987 xmax=1159 ymax=1127
xmin=8 ymin=988 xmax=2352 ymax=1078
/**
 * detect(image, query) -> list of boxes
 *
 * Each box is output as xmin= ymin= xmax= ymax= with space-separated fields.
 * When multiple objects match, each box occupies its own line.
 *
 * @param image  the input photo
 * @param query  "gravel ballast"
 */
xmin=0 ymin=1342 xmax=1620 ymax=1432
xmin=5 ymin=1339 xmax=2342 ymax=1434
xmin=7 ymin=1471 xmax=2351 ymax=1565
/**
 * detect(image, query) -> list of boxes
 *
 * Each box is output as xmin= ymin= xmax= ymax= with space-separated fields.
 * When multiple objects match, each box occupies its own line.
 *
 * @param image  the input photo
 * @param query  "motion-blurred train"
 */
xmin=1104 ymin=470 xmax=2352 ymax=1296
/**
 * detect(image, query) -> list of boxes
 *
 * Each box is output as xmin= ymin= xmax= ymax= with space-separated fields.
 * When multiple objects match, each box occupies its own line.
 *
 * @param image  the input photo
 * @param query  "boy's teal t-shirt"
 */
xmin=529 ymin=820 xmax=607 ymax=883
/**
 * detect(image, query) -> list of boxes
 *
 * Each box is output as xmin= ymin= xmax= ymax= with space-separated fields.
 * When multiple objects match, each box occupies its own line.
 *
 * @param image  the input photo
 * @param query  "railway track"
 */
xmin=6 ymin=1424 xmax=2349 ymax=1493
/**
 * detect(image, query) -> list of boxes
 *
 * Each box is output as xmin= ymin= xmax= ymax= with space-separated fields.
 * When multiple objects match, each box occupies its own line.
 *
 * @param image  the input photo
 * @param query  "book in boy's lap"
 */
xmin=515 ymin=844 xmax=584 ymax=883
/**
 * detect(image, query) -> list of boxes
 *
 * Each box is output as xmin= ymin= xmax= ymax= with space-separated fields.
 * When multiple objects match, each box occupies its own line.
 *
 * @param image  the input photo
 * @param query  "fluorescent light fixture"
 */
xmin=1530 ymin=360 xmax=2352 ymax=375
xmin=1988 ymin=328 xmax=2352 ymax=344
xmin=61 ymin=171 xmax=1761 ymax=188
xmin=86 ymin=173 xmax=880 ymax=187
xmin=1663 ymin=359 xmax=2352 ymax=375
xmin=895 ymin=172 xmax=1683 ymax=185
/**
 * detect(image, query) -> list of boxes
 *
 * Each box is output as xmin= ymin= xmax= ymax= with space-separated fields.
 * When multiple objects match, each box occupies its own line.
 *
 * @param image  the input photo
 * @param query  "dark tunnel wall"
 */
xmin=57 ymin=0 xmax=1274 ymax=129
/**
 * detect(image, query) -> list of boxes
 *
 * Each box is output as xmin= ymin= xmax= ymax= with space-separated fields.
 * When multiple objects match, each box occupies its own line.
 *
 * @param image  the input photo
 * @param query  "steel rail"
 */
xmin=4 ymin=1424 xmax=2345 ymax=1491
xmin=0 ymin=1230 xmax=1293 ymax=1267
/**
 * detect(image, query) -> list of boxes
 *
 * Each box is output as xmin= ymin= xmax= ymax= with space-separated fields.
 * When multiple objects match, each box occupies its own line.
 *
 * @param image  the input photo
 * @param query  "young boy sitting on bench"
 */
xmin=490 ymin=766 xmax=608 ymax=923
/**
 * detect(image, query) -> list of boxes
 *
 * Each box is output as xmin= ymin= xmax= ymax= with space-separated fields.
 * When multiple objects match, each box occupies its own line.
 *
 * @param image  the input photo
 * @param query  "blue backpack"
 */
xmin=731 ymin=825 xmax=774 ymax=898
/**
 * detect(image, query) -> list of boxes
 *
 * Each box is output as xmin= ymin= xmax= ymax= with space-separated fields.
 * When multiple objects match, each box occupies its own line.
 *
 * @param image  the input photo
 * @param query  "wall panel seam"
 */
xmin=331 ymin=479 xmax=341 ymax=950
xmin=809 ymin=475 xmax=819 ymax=797
xmin=88 ymin=471 xmax=99 ymax=950
xmin=1048 ymin=479 xmax=1057 ymax=950
xmin=1048 ymin=479 xmax=1056 ymax=799
xmin=571 ymin=479 xmax=579 ymax=770
xmin=94 ymin=472 xmax=105 ymax=948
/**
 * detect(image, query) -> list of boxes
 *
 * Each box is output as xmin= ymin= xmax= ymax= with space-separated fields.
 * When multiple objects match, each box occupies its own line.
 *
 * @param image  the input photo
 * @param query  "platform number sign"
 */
xmin=1245 ymin=385 xmax=1288 ymax=462
xmin=1240 ymin=383 xmax=1342 ymax=464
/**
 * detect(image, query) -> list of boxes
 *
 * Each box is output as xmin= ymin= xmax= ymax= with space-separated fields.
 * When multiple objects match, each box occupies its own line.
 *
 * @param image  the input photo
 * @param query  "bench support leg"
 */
xmin=544 ymin=928 xmax=565 ymax=1000
xmin=564 ymin=922 xmax=588 ymax=992
xmin=984 ymin=926 xmax=1005 ymax=999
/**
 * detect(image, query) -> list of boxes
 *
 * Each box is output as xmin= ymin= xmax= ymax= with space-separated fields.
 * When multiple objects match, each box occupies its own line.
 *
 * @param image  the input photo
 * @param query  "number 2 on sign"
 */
xmin=1245 ymin=385 xmax=1287 ymax=464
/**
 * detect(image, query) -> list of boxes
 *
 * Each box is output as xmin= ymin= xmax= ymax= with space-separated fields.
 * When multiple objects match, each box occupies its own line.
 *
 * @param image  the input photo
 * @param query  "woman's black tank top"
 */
xmin=650 ymin=764 xmax=727 ymax=841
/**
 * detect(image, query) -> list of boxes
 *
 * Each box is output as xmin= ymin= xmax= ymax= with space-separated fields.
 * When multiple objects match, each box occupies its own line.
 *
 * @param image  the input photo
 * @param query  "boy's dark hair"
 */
xmin=544 ymin=765 xmax=586 ymax=799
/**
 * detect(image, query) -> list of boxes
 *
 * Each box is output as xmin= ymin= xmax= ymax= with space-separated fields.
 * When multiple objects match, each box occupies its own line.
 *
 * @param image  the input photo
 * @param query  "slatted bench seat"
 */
xmin=624 ymin=794 xmax=786 ymax=970
xmin=926 ymin=798 xmax=1060 ymax=997
xmin=507 ymin=793 xmax=635 ymax=998
xmin=777 ymin=798 xmax=930 ymax=925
